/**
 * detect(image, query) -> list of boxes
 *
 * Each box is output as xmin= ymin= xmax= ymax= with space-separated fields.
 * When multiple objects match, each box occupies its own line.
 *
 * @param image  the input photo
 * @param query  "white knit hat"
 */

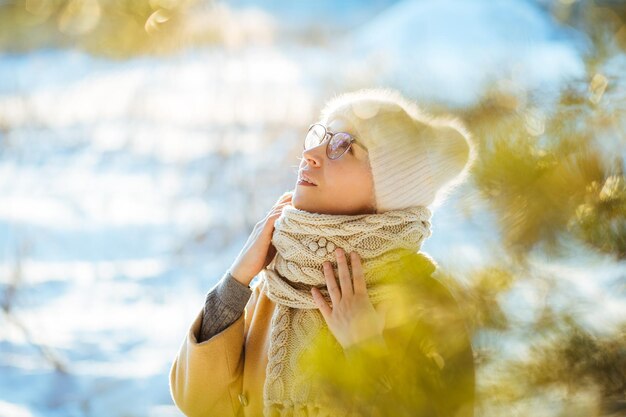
xmin=319 ymin=87 xmax=477 ymax=213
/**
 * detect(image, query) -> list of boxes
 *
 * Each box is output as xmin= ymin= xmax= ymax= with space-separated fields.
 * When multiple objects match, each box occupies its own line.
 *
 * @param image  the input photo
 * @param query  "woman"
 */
xmin=169 ymin=87 xmax=477 ymax=417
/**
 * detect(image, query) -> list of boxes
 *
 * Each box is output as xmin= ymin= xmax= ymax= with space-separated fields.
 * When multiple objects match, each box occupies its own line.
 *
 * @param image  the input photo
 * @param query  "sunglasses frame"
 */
xmin=303 ymin=123 xmax=368 ymax=160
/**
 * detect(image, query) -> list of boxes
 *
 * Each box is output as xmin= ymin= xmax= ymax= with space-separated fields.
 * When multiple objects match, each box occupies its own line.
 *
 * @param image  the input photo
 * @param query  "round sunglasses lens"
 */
xmin=328 ymin=132 xmax=352 ymax=159
xmin=305 ymin=125 xmax=325 ymax=149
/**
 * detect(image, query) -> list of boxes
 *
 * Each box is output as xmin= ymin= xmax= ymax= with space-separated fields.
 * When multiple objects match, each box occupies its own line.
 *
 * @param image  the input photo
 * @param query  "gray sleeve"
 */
xmin=198 ymin=270 xmax=253 ymax=343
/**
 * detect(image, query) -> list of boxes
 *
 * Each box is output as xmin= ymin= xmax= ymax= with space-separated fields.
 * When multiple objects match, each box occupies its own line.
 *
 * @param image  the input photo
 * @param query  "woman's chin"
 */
xmin=291 ymin=193 xmax=314 ymax=212
xmin=291 ymin=193 xmax=302 ymax=210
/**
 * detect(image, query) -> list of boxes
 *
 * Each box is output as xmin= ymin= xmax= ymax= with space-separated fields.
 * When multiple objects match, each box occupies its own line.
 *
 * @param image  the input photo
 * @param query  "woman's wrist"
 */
xmin=228 ymin=266 xmax=253 ymax=287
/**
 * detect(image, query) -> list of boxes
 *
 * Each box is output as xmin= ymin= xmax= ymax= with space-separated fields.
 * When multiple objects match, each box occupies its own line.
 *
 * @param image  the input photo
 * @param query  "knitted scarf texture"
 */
xmin=260 ymin=203 xmax=433 ymax=417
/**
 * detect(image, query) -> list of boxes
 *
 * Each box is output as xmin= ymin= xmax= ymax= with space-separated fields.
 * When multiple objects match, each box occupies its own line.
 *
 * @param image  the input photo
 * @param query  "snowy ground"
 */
xmin=0 ymin=1 xmax=621 ymax=416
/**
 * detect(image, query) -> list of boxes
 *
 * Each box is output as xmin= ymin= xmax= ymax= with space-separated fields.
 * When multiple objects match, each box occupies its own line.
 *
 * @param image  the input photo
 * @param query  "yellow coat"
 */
xmin=169 ymin=253 xmax=476 ymax=417
xmin=169 ymin=273 xmax=271 ymax=417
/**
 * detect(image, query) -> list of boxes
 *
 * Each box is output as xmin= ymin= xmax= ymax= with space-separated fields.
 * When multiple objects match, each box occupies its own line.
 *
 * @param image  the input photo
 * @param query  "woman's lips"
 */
xmin=297 ymin=179 xmax=317 ymax=186
xmin=298 ymin=171 xmax=318 ymax=186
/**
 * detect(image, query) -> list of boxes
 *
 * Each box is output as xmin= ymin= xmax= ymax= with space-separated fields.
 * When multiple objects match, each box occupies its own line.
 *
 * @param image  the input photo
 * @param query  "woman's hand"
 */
xmin=311 ymin=248 xmax=388 ymax=350
xmin=229 ymin=191 xmax=293 ymax=286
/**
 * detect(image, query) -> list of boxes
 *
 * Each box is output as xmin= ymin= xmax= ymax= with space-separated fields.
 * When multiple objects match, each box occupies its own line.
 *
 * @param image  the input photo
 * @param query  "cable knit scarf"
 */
xmin=260 ymin=203 xmax=433 ymax=417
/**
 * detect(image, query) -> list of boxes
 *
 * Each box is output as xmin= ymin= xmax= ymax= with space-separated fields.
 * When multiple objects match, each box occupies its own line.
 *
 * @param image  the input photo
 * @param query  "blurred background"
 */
xmin=0 ymin=0 xmax=625 ymax=416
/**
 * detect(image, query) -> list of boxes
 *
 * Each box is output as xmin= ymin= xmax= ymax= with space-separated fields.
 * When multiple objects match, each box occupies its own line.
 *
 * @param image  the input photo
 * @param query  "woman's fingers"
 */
xmin=259 ymin=192 xmax=292 ymax=224
xmin=311 ymin=287 xmax=332 ymax=321
xmin=318 ymin=249 xmax=361 ymax=308
xmin=269 ymin=202 xmax=290 ymax=216
xmin=350 ymin=252 xmax=367 ymax=295
xmin=335 ymin=248 xmax=353 ymax=297
xmin=230 ymin=192 xmax=294 ymax=285
xmin=262 ymin=201 xmax=290 ymax=226
xmin=323 ymin=261 xmax=341 ymax=306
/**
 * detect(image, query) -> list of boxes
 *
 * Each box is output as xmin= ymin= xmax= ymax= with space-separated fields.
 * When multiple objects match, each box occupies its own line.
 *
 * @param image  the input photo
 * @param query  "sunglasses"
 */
xmin=303 ymin=123 xmax=368 ymax=160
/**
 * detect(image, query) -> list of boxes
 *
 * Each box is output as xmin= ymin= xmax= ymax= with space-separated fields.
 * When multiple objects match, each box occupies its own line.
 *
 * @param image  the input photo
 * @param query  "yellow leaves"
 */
xmin=1 ymin=0 xmax=275 ymax=57
xmin=524 ymin=107 xmax=546 ymax=136
xmin=573 ymin=203 xmax=593 ymax=223
xmin=418 ymin=337 xmax=446 ymax=370
xmin=599 ymin=175 xmax=624 ymax=202
xmin=24 ymin=0 xmax=55 ymax=25
xmin=145 ymin=8 xmax=173 ymax=35
xmin=145 ymin=0 xmax=193 ymax=35
xmin=589 ymin=73 xmax=608 ymax=105
xmin=475 ymin=266 xmax=516 ymax=295
xmin=58 ymin=0 xmax=102 ymax=36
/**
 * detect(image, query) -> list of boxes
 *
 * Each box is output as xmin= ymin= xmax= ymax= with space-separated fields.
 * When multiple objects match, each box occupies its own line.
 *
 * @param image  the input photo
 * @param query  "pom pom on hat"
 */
xmin=319 ymin=87 xmax=477 ymax=213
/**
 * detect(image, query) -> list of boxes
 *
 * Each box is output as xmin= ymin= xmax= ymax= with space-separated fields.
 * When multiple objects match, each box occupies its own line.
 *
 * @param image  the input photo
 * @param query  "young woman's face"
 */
xmin=292 ymin=115 xmax=377 ymax=215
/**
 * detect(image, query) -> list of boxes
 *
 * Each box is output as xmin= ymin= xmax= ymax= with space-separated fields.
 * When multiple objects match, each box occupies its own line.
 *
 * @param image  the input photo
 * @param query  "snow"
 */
xmin=337 ymin=0 xmax=590 ymax=107
xmin=0 ymin=1 xmax=619 ymax=416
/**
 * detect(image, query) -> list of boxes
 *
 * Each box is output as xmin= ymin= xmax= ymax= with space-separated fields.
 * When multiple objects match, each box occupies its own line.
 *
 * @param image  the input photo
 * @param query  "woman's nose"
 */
xmin=302 ymin=143 xmax=325 ymax=166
